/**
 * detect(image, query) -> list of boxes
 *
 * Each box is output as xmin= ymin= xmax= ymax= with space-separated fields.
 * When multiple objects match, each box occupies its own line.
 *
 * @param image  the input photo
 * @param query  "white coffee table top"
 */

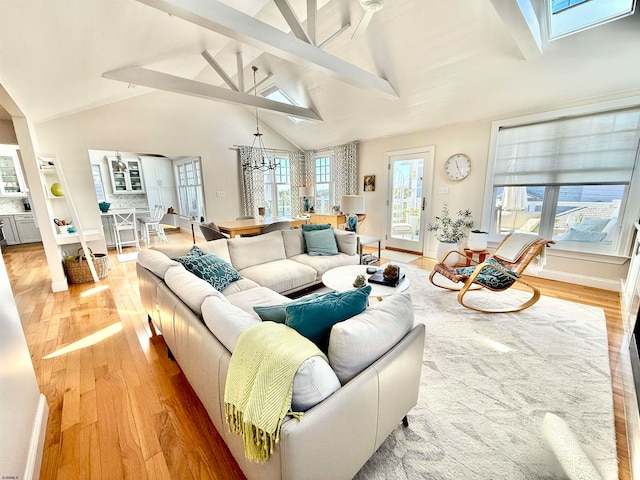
xmin=322 ymin=264 xmax=410 ymax=299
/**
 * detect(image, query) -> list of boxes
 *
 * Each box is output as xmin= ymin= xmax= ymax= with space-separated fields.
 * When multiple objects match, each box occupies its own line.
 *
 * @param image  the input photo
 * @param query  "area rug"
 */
xmin=381 ymin=249 xmax=421 ymax=263
xmin=116 ymin=252 xmax=138 ymax=263
xmin=355 ymin=264 xmax=617 ymax=480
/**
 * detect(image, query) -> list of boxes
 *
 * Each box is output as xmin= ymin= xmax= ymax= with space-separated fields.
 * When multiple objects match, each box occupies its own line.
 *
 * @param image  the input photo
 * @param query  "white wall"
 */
xmin=0 ymin=119 xmax=17 ymax=144
xmin=32 ymin=90 xmax=298 ymax=251
xmin=357 ymin=119 xmax=628 ymax=290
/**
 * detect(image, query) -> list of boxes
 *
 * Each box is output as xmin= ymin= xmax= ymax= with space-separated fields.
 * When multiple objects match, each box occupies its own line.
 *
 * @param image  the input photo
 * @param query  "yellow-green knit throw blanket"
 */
xmin=224 ymin=321 xmax=326 ymax=463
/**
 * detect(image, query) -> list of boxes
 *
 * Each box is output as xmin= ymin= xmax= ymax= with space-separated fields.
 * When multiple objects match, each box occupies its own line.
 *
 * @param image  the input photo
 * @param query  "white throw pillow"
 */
xmin=328 ymin=293 xmax=414 ymax=384
xmin=541 ymin=412 xmax=603 ymax=480
xmin=334 ymin=230 xmax=357 ymax=256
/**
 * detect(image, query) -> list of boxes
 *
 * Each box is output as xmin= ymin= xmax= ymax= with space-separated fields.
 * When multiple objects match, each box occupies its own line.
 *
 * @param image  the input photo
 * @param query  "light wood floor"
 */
xmin=3 ymin=233 xmax=631 ymax=480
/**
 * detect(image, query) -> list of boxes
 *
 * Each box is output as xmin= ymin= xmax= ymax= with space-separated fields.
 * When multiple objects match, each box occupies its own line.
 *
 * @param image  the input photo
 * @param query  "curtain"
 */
xmin=239 ymin=146 xmax=265 ymax=217
xmin=332 ymin=142 xmax=358 ymax=203
xmin=289 ymin=151 xmax=306 ymax=215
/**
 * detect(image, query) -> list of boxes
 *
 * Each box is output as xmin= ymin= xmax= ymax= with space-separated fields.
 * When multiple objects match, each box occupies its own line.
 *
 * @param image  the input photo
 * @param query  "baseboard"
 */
xmin=24 ymin=394 xmax=48 ymax=480
xmin=534 ymin=268 xmax=621 ymax=292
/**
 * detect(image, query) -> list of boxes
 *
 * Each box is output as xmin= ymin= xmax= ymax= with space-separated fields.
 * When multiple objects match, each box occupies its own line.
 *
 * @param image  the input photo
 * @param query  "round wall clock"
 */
xmin=444 ymin=153 xmax=471 ymax=181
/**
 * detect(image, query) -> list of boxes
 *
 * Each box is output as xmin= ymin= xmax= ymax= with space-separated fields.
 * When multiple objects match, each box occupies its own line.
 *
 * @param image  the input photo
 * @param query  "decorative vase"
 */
xmin=467 ymin=230 xmax=488 ymax=251
xmin=436 ymin=241 xmax=460 ymax=267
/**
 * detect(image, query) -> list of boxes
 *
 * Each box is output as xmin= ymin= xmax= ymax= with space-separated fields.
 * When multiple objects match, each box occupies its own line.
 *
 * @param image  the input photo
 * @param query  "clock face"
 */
xmin=444 ymin=154 xmax=471 ymax=181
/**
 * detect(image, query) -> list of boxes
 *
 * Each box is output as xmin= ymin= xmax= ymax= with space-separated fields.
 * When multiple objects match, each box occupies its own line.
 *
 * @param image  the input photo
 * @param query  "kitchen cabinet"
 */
xmin=0 ymin=151 xmax=28 ymax=196
xmin=140 ymin=156 xmax=178 ymax=212
xmin=108 ymin=156 xmax=145 ymax=194
xmin=14 ymin=213 xmax=41 ymax=243
xmin=0 ymin=215 xmax=18 ymax=245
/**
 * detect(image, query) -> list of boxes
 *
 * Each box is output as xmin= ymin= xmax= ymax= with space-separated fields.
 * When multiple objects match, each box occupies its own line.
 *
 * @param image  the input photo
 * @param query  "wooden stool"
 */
xmin=464 ymin=248 xmax=490 ymax=266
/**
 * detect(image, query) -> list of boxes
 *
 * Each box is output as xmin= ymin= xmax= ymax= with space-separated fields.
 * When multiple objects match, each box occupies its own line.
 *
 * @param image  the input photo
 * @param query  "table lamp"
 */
xmin=341 ymin=195 xmax=365 ymax=232
xmin=300 ymin=186 xmax=314 ymax=212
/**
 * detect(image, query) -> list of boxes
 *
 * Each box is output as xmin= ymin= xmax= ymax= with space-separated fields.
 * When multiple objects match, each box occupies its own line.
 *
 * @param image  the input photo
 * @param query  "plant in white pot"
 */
xmin=427 ymin=204 xmax=474 ymax=266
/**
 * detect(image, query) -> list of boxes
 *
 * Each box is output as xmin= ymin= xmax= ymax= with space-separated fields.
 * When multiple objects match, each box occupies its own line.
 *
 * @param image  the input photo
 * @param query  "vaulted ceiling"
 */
xmin=1 ymin=0 xmax=639 ymax=150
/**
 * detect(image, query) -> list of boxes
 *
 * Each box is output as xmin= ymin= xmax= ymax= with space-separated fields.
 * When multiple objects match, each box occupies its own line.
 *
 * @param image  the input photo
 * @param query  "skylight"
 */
xmin=548 ymin=0 xmax=636 ymax=39
xmin=261 ymin=86 xmax=306 ymax=125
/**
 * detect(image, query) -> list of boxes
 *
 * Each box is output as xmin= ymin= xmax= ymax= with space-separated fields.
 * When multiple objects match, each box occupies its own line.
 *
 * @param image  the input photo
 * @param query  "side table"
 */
xmin=463 ymin=248 xmax=490 ymax=266
xmin=357 ymin=235 xmax=381 ymax=265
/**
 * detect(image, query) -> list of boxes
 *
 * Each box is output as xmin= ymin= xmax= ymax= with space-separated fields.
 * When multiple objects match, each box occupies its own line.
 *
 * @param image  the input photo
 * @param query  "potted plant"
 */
xmin=427 ymin=204 xmax=473 ymax=265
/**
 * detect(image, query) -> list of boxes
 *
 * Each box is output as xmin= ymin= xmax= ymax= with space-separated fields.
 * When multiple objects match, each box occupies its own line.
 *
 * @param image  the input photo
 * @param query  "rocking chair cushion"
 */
xmin=455 ymin=258 xmax=520 ymax=290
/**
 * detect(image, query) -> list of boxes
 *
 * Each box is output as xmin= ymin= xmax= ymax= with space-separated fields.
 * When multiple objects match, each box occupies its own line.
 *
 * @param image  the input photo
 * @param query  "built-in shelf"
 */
xmin=55 ymin=229 xmax=102 ymax=245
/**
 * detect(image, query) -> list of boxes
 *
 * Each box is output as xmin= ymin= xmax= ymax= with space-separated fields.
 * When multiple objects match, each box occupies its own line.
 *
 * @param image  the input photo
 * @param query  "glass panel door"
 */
xmin=385 ymin=148 xmax=434 ymax=253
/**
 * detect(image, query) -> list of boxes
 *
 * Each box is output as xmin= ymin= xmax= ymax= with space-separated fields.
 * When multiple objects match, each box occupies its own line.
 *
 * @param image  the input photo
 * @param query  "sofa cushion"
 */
xmin=328 ymin=293 xmax=414 ymax=384
xmin=281 ymin=229 xmax=305 ymax=258
xmin=303 ymin=228 xmax=339 ymax=256
xmin=221 ymin=277 xmax=261 ymax=296
xmin=239 ymin=259 xmax=317 ymax=294
xmin=228 ymin=231 xmax=286 ymax=271
xmin=225 ymin=286 xmax=290 ymax=317
xmin=154 ymin=239 xmax=232 ymax=264
xmin=253 ymin=292 xmax=326 ymax=323
xmin=165 ymin=267 xmax=228 ymax=316
xmin=334 ymin=230 xmax=358 ymax=256
xmin=285 ymin=286 xmax=371 ymax=351
xmin=291 ymin=252 xmax=359 ymax=279
xmin=173 ymin=251 xmax=242 ymax=292
xmin=201 ymin=296 xmax=340 ymax=412
xmin=137 ymin=248 xmax=181 ymax=278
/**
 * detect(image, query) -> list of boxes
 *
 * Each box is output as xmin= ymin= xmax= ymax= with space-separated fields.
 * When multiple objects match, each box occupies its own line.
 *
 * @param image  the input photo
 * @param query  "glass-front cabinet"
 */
xmin=107 ymin=156 xmax=145 ymax=194
xmin=0 ymin=151 xmax=27 ymax=196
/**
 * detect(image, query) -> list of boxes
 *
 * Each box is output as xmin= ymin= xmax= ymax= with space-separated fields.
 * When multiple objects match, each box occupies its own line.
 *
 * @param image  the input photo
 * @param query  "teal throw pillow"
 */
xmin=301 ymin=223 xmax=332 ymax=231
xmin=455 ymin=258 xmax=519 ymax=290
xmin=303 ymin=228 xmax=339 ymax=256
xmin=173 ymin=252 xmax=241 ymax=291
xmin=182 ymin=245 xmax=208 ymax=258
xmin=253 ymin=292 xmax=327 ymax=323
xmin=285 ymin=286 xmax=371 ymax=351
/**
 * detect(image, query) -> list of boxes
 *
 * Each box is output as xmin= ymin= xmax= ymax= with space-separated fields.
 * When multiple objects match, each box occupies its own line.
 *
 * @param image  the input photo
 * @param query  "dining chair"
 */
xmin=261 ymin=220 xmax=291 ymax=234
xmin=236 ymin=215 xmax=255 ymax=220
xmin=199 ymin=222 xmax=228 ymax=241
xmin=138 ymin=204 xmax=168 ymax=245
xmin=112 ymin=209 xmax=140 ymax=254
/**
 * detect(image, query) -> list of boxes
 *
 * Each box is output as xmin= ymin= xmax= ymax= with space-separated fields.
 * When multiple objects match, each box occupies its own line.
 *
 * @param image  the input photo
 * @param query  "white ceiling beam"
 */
xmin=490 ymin=0 xmax=543 ymax=60
xmin=307 ymin=0 xmax=317 ymax=45
xmin=319 ymin=23 xmax=351 ymax=50
xmin=135 ymin=0 xmax=398 ymax=99
xmin=247 ymin=72 xmax=275 ymax=94
xmin=201 ymin=51 xmax=239 ymax=91
xmin=274 ymin=0 xmax=312 ymax=44
xmin=102 ymin=66 xmax=322 ymax=121
xmin=236 ymin=51 xmax=245 ymax=93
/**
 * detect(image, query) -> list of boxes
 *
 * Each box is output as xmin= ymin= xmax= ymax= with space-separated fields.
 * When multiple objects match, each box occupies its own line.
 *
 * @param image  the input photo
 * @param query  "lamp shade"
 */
xmin=341 ymin=195 xmax=365 ymax=213
xmin=299 ymin=186 xmax=314 ymax=197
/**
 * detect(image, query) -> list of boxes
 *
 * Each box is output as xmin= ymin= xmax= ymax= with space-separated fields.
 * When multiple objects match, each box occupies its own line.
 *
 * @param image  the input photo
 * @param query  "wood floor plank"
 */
xmin=3 ymin=237 xmax=632 ymax=480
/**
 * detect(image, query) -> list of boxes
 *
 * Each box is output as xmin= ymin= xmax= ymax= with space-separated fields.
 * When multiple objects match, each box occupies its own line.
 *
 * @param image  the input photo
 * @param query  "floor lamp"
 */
xmin=341 ymin=195 xmax=365 ymax=232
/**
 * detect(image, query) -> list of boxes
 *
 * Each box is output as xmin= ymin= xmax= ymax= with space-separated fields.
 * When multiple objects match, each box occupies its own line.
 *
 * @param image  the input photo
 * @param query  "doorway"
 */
xmin=385 ymin=147 xmax=434 ymax=253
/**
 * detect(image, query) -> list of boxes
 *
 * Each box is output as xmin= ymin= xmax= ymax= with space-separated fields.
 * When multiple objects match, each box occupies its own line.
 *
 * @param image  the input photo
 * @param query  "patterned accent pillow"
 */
xmin=173 ymin=251 xmax=242 ymax=291
xmin=301 ymin=223 xmax=332 ymax=231
xmin=455 ymin=258 xmax=519 ymax=290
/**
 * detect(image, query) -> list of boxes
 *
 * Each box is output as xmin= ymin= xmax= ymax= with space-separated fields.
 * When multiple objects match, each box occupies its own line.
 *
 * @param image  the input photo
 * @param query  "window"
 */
xmin=175 ymin=157 xmax=205 ymax=220
xmin=487 ymin=106 xmax=640 ymax=256
xmin=263 ymin=156 xmax=291 ymax=217
xmin=315 ymin=155 xmax=332 ymax=213
xmin=91 ymin=164 xmax=106 ymax=202
xmin=548 ymin=0 xmax=635 ymax=39
xmin=261 ymin=86 xmax=306 ymax=125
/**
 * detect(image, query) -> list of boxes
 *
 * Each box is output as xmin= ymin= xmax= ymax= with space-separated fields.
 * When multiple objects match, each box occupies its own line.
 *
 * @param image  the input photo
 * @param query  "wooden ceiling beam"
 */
xmin=102 ymin=66 xmax=322 ymax=121
xmin=135 ymin=0 xmax=398 ymax=99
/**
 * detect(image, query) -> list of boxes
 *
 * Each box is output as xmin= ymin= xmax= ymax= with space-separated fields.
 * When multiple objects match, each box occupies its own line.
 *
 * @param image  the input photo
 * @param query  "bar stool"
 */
xmin=112 ymin=209 xmax=140 ymax=253
xmin=138 ymin=205 xmax=168 ymax=245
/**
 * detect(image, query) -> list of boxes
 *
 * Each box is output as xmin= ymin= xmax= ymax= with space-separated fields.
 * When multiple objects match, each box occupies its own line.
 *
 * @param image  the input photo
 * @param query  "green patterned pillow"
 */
xmin=455 ymin=258 xmax=519 ymax=290
xmin=173 ymin=252 xmax=241 ymax=291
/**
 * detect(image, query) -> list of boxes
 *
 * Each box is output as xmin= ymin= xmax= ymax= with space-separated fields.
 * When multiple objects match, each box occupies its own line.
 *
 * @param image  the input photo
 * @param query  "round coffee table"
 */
xmin=322 ymin=264 xmax=410 ymax=300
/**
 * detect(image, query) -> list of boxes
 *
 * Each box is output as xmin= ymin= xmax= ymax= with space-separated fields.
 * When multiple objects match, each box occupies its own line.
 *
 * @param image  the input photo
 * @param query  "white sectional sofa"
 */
xmin=136 ymin=228 xmax=425 ymax=480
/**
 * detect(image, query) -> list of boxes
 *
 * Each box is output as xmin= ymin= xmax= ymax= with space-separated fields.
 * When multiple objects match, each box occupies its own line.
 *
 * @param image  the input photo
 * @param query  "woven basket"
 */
xmin=64 ymin=248 xmax=109 ymax=284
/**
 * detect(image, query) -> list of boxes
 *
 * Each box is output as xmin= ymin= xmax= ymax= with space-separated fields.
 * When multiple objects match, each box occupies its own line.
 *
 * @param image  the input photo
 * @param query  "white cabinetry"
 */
xmin=14 ymin=213 xmax=41 ymax=243
xmin=0 ymin=215 xmax=18 ymax=244
xmin=0 ymin=150 xmax=28 ymax=196
xmin=140 ymin=156 xmax=178 ymax=212
xmin=108 ymin=156 xmax=145 ymax=194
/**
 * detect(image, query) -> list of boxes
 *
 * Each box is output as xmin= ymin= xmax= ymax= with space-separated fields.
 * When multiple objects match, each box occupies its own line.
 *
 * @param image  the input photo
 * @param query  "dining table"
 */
xmin=216 ymin=216 xmax=309 ymax=238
